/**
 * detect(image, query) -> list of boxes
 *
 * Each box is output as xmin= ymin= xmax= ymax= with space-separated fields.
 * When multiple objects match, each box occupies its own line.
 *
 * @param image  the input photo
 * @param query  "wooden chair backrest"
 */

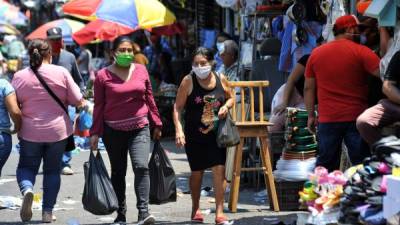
xmin=229 ymin=81 xmax=269 ymax=123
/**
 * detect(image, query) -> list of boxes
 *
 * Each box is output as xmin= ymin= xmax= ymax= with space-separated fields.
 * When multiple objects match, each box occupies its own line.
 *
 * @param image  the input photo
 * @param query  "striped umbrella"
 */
xmin=0 ymin=21 xmax=20 ymax=35
xmin=63 ymin=0 xmax=176 ymax=44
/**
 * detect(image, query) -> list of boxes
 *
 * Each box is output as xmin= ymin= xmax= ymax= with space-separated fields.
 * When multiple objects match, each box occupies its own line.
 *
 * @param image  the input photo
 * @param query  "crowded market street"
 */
xmin=0 ymin=138 xmax=300 ymax=225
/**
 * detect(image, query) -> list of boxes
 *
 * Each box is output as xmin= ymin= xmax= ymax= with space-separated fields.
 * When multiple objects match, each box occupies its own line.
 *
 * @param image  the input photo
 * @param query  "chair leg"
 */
xmin=260 ymin=137 xmax=280 ymax=212
xmin=228 ymin=137 xmax=245 ymax=213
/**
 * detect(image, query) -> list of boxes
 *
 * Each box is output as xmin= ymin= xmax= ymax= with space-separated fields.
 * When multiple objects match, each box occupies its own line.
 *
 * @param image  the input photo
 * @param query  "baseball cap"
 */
xmin=46 ymin=27 xmax=62 ymax=40
xmin=333 ymin=15 xmax=360 ymax=31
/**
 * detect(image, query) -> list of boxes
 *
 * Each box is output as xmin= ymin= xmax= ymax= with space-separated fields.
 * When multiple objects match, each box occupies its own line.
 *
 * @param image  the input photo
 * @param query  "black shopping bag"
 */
xmin=82 ymin=150 xmax=118 ymax=215
xmin=149 ymin=141 xmax=177 ymax=204
xmin=217 ymin=114 xmax=240 ymax=148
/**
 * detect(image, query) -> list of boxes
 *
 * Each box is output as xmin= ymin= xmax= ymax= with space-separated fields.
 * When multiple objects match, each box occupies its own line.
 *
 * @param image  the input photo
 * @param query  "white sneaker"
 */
xmin=42 ymin=211 xmax=56 ymax=223
xmin=62 ymin=167 xmax=74 ymax=175
xmin=20 ymin=189 xmax=33 ymax=222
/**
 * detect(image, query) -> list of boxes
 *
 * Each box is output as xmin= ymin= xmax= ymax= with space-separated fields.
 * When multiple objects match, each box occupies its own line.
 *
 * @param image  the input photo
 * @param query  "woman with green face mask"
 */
xmin=90 ymin=36 xmax=162 ymax=225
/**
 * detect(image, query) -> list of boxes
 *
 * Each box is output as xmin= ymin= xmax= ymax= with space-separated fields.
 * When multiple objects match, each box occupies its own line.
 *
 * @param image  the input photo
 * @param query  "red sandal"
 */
xmin=191 ymin=211 xmax=204 ymax=223
xmin=215 ymin=216 xmax=234 ymax=225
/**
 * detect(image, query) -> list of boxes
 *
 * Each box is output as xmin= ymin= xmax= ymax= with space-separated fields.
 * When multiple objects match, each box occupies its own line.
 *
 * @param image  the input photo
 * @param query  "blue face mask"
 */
xmin=360 ymin=34 xmax=367 ymax=45
xmin=216 ymin=42 xmax=225 ymax=54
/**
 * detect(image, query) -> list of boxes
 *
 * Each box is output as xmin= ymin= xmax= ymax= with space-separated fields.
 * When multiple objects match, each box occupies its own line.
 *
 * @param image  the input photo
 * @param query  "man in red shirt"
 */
xmin=304 ymin=15 xmax=380 ymax=171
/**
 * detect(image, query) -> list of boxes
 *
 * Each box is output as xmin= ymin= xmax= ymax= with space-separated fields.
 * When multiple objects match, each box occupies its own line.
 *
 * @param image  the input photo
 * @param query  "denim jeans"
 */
xmin=62 ymin=151 xmax=72 ymax=168
xmin=317 ymin=122 xmax=370 ymax=172
xmin=0 ymin=132 xmax=12 ymax=176
xmin=17 ymin=138 xmax=67 ymax=212
xmin=103 ymin=124 xmax=151 ymax=216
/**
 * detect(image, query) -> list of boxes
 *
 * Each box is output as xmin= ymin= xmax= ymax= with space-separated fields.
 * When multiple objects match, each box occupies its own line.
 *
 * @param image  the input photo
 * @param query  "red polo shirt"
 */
xmin=305 ymin=39 xmax=380 ymax=123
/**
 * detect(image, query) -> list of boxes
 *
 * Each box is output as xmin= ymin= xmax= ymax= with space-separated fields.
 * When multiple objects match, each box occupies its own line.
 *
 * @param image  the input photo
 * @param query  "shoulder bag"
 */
xmin=31 ymin=68 xmax=76 ymax=152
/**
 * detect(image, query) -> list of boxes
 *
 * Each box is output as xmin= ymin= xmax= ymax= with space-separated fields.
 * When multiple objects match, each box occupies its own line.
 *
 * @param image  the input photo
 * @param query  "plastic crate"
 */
xmin=274 ymin=180 xmax=304 ymax=211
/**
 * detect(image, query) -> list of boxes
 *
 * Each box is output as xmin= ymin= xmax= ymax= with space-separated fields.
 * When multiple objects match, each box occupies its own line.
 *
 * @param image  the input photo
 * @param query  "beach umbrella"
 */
xmin=26 ymin=18 xmax=85 ymax=44
xmin=0 ymin=21 xmax=20 ymax=35
xmin=63 ymin=0 xmax=176 ymax=44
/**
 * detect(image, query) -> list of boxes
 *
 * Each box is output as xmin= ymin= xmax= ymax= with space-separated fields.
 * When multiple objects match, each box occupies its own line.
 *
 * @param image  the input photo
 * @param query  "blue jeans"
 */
xmin=317 ymin=122 xmax=370 ymax=172
xmin=0 ymin=132 xmax=12 ymax=177
xmin=17 ymin=138 xmax=67 ymax=212
xmin=62 ymin=151 xmax=72 ymax=168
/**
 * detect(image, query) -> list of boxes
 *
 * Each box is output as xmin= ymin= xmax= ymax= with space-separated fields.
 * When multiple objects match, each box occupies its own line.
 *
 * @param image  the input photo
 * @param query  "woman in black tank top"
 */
xmin=173 ymin=48 xmax=235 ymax=225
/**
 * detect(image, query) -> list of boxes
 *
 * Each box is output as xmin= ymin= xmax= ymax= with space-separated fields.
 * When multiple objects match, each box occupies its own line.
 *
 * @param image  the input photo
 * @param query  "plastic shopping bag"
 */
xmin=82 ymin=151 xmax=118 ymax=215
xmin=149 ymin=141 xmax=177 ymax=204
xmin=78 ymin=110 xmax=93 ymax=131
xmin=217 ymin=114 xmax=240 ymax=148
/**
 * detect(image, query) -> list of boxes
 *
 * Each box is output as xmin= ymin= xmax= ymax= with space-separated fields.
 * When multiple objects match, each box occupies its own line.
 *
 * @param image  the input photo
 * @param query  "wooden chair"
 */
xmin=228 ymin=81 xmax=280 ymax=212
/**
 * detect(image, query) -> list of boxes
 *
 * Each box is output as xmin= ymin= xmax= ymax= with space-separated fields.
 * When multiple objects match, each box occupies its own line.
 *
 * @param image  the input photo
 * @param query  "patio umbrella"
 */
xmin=64 ymin=0 xmax=176 ymax=44
xmin=26 ymin=19 xmax=85 ymax=44
xmin=0 ymin=0 xmax=27 ymax=26
xmin=0 ymin=22 xmax=20 ymax=35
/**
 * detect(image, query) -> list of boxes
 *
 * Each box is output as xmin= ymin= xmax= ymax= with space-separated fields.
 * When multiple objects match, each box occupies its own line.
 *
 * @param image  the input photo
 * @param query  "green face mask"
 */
xmin=115 ymin=53 xmax=134 ymax=67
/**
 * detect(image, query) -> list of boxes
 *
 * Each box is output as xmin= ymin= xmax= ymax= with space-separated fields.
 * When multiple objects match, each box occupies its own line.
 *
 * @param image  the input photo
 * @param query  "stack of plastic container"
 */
xmin=284 ymin=107 xmax=318 ymax=160
xmin=274 ymin=107 xmax=317 ymax=181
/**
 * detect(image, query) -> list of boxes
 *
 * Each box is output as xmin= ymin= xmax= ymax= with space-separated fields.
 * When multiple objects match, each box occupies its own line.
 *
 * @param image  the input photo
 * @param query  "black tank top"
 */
xmin=184 ymin=72 xmax=226 ymax=143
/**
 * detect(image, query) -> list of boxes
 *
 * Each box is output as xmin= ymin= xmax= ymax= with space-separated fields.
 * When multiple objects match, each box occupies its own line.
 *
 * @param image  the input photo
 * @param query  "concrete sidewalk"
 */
xmin=0 ymin=139 xmax=299 ymax=225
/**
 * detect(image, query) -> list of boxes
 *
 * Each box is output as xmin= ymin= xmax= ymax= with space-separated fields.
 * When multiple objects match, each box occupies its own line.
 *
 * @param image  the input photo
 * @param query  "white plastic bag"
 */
xmin=322 ymin=0 xmax=346 ymax=42
xmin=240 ymin=42 xmax=253 ymax=67
xmin=274 ymin=157 xmax=316 ymax=181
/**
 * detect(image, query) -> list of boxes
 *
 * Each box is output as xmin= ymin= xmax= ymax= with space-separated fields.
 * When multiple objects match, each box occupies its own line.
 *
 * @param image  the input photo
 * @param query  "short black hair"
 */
xmin=112 ymin=35 xmax=133 ymax=51
xmin=332 ymin=26 xmax=346 ymax=36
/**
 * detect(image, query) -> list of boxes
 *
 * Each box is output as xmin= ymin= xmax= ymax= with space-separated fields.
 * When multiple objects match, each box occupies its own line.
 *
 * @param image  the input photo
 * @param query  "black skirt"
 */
xmin=185 ymin=138 xmax=226 ymax=171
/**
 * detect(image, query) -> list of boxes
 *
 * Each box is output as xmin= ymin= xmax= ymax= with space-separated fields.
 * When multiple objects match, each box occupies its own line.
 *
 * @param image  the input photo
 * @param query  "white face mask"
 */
xmin=192 ymin=65 xmax=212 ymax=80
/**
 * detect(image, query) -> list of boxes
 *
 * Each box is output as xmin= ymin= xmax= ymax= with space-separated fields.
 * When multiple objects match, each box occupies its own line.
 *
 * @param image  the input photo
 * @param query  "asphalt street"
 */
xmin=0 ymin=138 xmax=300 ymax=225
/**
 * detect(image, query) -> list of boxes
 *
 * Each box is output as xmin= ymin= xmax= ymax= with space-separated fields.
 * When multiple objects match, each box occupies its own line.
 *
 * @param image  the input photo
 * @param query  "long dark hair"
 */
xmin=28 ymin=39 xmax=51 ymax=72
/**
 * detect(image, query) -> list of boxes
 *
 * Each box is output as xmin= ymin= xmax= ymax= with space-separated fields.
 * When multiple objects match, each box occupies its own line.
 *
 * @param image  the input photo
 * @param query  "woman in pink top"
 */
xmin=11 ymin=39 xmax=84 ymax=223
xmin=90 ymin=36 xmax=162 ymax=225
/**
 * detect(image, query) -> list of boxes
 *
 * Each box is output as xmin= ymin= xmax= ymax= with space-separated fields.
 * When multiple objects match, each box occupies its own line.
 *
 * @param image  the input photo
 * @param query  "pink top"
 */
xmin=12 ymin=64 xmax=83 ymax=142
xmin=90 ymin=64 xmax=162 ymax=136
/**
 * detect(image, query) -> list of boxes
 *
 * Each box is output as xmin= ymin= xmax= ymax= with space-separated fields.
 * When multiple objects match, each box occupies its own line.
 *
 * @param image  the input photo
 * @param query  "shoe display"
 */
xmin=339 ymin=136 xmax=400 ymax=224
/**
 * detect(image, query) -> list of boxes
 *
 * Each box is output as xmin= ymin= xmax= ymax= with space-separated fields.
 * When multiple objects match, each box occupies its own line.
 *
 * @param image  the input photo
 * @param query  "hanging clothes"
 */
xmin=291 ymin=21 xmax=323 ymax=71
xmin=278 ymin=17 xmax=322 ymax=72
xmin=278 ymin=16 xmax=295 ymax=72
xmin=322 ymin=0 xmax=346 ymax=42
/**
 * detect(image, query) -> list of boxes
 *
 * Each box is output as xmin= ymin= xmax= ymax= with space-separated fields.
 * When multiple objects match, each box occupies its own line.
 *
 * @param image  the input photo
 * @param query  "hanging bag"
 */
xmin=217 ymin=113 xmax=240 ymax=148
xmin=32 ymin=68 xmax=75 ymax=152
xmin=149 ymin=141 xmax=177 ymax=204
xmin=82 ymin=150 xmax=118 ymax=215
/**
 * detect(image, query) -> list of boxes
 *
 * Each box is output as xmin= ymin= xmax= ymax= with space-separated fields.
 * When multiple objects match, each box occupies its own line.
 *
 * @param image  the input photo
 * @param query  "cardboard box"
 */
xmin=387 ymin=175 xmax=400 ymax=200
xmin=384 ymin=196 xmax=400 ymax=219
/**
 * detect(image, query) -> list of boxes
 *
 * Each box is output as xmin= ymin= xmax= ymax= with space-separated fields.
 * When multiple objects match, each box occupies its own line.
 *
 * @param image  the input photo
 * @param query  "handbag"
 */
xmin=217 ymin=114 xmax=240 ymax=148
xmin=31 ymin=68 xmax=76 ymax=152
